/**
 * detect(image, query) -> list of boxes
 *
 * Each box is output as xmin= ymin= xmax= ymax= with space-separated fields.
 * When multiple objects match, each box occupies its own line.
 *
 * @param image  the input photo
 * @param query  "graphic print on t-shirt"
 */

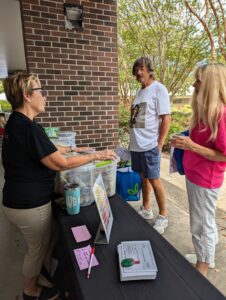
xmin=130 ymin=102 xmax=146 ymax=128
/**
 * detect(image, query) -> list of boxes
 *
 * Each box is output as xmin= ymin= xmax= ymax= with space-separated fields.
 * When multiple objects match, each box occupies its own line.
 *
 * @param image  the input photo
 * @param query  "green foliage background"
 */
xmin=118 ymin=0 xmax=210 ymax=104
xmin=117 ymin=0 xmax=225 ymax=151
xmin=0 ymin=81 xmax=4 ymax=93
xmin=0 ymin=80 xmax=11 ymax=111
xmin=0 ymin=100 xmax=11 ymax=112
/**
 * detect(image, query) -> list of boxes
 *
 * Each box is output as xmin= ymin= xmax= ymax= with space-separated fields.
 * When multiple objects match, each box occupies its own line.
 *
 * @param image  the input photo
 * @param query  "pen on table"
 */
xmin=87 ymin=246 xmax=95 ymax=279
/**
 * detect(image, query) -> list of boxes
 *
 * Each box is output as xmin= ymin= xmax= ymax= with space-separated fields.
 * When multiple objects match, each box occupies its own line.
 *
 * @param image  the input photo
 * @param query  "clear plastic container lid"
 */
xmin=58 ymin=131 xmax=76 ymax=138
xmin=95 ymin=157 xmax=120 ymax=168
xmin=57 ymin=131 xmax=76 ymax=147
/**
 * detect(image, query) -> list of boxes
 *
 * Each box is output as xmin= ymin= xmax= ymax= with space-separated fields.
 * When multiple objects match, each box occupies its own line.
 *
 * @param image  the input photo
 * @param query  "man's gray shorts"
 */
xmin=131 ymin=147 xmax=161 ymax=179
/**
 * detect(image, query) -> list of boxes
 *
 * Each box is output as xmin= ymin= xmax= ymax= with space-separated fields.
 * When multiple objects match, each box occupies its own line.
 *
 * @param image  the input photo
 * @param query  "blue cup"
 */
xmin=64 ymin=183 xmax=80 ymax=215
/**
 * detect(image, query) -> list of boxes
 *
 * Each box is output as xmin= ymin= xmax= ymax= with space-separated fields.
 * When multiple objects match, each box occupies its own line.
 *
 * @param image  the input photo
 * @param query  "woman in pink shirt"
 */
xmin=172 ymin=63 xmax=226 ymax=277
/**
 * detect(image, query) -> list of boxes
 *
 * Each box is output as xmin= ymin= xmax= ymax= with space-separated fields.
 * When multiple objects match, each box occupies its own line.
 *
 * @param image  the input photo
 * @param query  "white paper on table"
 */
xmin=71 ymin=225 xmax=91 ymax=243
xmin=117 ymin=240 xmax=158 ymax=281
xmin=74 ymin=245 xmax=99 ymax=270
xmin=120 ymin=241 xmax=157 ymax=274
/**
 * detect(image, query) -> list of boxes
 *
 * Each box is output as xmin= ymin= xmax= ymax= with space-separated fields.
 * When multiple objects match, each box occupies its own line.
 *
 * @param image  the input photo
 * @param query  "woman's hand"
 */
xmin=75 ymin=147 xmax=95 ymax=153
xmin=93 ymin=149 xmax=117 ymax=161
xmin=170 ymin=134 xmax=226 ymax=162
xmin=42 ymin=149 xmax=118 ymax=171
xmin=171 ymin=135 xmax=195 ymax=151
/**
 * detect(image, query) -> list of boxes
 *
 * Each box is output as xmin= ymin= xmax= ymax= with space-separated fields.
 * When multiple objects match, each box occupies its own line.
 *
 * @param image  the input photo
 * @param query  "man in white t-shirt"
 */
xmin=129 ymin=57 xmax=171 ymax=234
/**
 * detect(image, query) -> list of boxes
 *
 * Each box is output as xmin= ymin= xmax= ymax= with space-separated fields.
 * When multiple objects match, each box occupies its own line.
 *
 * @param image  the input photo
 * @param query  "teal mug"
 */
xmin=64 ymin=183 xmax=80 ymax=215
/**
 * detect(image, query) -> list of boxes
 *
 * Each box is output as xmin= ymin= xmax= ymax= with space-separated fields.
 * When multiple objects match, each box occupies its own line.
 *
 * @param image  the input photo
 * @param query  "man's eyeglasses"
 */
xmin=31 ymin=87 xmax=46 ymax=97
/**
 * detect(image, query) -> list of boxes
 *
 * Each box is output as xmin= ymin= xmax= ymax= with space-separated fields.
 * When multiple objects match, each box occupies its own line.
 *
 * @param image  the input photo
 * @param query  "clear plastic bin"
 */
xmin=55 ymin=157 xmax=119 ymax=207
xmin=55 ymin=162 xmax=95 ymax=207
xmin=93 ymin=159 xmax=119 ymax=197
xmin=57 ymin=131 xmax=76 ymax=147
xmin=69 ymin=163 xmax=95 ymax=207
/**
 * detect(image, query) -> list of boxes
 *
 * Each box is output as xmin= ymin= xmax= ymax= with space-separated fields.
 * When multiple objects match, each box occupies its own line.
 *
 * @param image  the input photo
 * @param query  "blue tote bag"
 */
xmin=173 ymin=130 xmax=189 ymax=175
xmin=116 ymin=166 xmax=141 ymax=201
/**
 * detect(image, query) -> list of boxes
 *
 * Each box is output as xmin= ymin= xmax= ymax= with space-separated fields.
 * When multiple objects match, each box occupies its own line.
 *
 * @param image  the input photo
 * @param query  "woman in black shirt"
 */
xmin=2 ymin=72 xmax=116 ymax=300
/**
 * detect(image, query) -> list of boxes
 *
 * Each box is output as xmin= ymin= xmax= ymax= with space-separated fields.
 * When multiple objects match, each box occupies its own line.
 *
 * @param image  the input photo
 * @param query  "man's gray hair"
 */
xmin=132 ymin=57 xmax=155 ymax=79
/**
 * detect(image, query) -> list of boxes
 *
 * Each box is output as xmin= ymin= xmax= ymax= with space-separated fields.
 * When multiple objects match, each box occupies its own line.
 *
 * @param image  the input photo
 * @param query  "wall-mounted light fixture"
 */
xmin=64 ymin=3 xmax=83 ymax=31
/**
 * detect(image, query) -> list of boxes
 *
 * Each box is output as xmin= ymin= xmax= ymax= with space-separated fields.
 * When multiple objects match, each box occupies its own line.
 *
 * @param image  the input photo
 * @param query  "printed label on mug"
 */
xmin=64 ymin=183 xmax=80 ymax=215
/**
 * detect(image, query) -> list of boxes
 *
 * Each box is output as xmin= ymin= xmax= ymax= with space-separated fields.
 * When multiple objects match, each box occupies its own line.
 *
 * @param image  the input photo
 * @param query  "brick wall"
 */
xmin=20 ymin=0 xmax=119 ymax=149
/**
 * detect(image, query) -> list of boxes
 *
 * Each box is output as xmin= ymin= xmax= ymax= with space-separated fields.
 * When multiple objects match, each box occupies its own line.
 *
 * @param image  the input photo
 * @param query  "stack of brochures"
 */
xmin=117 ymin=240 xmax=158 ymax=281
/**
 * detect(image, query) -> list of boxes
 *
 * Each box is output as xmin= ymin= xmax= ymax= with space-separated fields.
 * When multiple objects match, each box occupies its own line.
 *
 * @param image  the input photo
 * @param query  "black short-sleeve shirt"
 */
xmin=2 ymin=111 xmax=58 ymax=209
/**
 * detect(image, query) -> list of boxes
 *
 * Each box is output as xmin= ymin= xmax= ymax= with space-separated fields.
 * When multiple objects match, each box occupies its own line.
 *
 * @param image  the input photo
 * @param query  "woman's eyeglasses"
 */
xmin=31 ymin=87 xmax=46 ymax=97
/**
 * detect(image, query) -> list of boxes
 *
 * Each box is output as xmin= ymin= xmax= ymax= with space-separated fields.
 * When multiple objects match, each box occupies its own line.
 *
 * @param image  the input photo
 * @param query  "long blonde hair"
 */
xmin=190 ymin=63 xmax=226 ymax=141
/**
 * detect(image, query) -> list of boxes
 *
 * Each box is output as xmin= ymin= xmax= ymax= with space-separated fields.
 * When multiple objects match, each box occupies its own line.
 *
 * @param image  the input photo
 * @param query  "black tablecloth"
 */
xmin=54 ymin=195 xmax=225 ymax=300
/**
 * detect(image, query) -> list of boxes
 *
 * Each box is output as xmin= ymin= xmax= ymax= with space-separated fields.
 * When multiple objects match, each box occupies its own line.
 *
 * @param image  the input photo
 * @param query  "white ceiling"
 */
xmin=0 ymin=0 xmax=26 ymax=78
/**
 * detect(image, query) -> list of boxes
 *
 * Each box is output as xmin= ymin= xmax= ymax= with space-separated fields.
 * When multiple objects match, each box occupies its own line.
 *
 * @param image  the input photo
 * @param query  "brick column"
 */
xmin=20 ymin=0 xmax=119 ymax=149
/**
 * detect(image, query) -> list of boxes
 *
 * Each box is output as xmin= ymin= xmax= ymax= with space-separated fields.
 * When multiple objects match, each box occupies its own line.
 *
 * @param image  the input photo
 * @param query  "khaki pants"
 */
xmin=3 ymin=202 xmax=52 ymax=277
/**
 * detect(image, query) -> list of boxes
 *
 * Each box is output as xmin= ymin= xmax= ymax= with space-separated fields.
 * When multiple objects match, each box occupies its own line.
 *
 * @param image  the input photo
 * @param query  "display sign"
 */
xmin=92 ymin=174 xmax=113 ymax=244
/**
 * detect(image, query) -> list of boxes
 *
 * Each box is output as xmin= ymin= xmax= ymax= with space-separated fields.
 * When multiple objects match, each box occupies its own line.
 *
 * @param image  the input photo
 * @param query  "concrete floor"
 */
xmin=159 ymin=156 xmax=226 ymax=296
xmin=0 ymin=155 xmax=226 ymax=299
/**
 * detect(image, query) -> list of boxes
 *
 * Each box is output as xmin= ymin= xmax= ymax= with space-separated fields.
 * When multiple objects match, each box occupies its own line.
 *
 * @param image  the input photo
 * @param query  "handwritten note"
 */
xmin=71 ymin=225 xmax=91 ymax=243
xmin=74 ymin=245 xmax=99 ymax=270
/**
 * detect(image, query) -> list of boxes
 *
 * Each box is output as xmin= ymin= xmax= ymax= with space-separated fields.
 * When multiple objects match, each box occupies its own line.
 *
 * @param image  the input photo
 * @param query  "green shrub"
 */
xmin=0 ymin=81 xmax=4 ymax=93
xmin=171 ymin=103 xmax=191 ymax=114
xmin=119 ymin=104 xmax=130 ymax=127
xmin=0 ymin=100 xmax=12 ymax=112
xmin=119 ymin=127 xmax=130 ymax=148
xmin=163 ymin=111 xmax=191 ymax=151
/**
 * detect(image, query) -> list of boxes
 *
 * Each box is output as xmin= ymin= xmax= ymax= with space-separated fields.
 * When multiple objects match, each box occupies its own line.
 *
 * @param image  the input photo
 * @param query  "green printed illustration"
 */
xmin=128 ymin=183 xmax=139 ymax=195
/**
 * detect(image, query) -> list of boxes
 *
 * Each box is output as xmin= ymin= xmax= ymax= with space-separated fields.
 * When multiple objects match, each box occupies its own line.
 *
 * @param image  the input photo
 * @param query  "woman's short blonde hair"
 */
xmin=3 ymin=72 xmax=40 ymax=110
xmin=190 ymin=63 xmax=226 ymax=141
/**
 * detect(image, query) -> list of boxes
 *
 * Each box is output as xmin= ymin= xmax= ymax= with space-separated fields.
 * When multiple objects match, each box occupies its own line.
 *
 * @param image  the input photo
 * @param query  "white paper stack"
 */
xmin=117 ymin=240 xmax=158 ymax=281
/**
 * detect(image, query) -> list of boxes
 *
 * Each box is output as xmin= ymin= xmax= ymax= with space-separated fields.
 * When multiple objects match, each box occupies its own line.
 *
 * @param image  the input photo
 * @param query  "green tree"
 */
xmin=184 ymin=0 xmax=226 ymax=62
xmin=118 ymin=0 xmax=210 ymax=103
xmin=0 ymin=80 xmax=4 ymax=93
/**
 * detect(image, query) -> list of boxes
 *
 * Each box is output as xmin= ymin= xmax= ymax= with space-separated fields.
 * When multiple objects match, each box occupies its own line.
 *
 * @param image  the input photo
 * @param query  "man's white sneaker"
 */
xmin=137 ymin=206 xmax=153 ymax=220
xmin=184 ymin=253 xmax=215 ymax=269
xmin=153 ymin=215 xmax=168 ymax=234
